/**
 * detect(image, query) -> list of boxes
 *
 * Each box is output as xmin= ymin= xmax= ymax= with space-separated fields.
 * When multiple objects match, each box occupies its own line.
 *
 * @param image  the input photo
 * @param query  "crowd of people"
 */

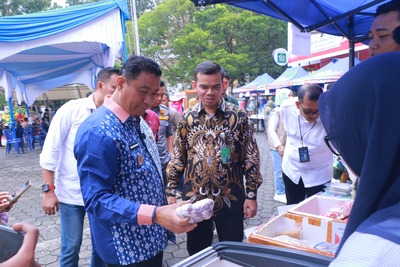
xmin=1 ymin=0 xmax=400 ymax=266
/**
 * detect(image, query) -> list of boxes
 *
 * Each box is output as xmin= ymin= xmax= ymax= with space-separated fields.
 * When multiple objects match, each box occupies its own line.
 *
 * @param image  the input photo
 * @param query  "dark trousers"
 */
xmin=282 ymin=172 xmax=325 ymax=205
xmin=104 ymin=252 xmax=163 ymax=267
xmin=187 ymin=207 xmax=244 ymax=256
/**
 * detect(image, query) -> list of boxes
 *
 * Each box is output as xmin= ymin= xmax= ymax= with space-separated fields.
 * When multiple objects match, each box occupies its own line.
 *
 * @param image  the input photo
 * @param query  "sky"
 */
xmin=52 ymin=0 xmax=66 ymax=7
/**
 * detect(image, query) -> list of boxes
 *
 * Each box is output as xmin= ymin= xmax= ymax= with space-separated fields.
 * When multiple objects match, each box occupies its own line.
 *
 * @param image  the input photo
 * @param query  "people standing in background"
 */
xmin=40 ymin=67 xmax=119 ymax=267
xmin=188 ymin=97 xmax=198 ymax=109
xmin=167 ymin=61 xmax=262 ymax=255
xmin=74 ymin=55 xmax=196 ymax=267
xmin=151 ymin=81 xmax=174 ymax=186
xmin=221 ymin=69 xmax=239 ymax=105
xmin=21 ymin=117 xmax=29 ymax=129
xmin=368 ymin=0 xmax=400 ymax=57
xmin=280 ymin=84 xmax=333 ymax=205
xmin=169 ymin=92 xmax=185 ymax=115
xmin=142 ymin=109 xmax=160 ymax=142
xmin=162 ymin=90 xmax=181 ymax=134
xmin=267 ymin=101 xmax=287 ymax=204
xmin=42 ymin=108 xmax=51 ymax=124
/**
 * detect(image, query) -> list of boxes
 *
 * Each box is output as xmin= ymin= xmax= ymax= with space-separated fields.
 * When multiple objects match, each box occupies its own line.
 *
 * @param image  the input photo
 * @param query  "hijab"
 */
xmin=319 ymin=52 xmax=400 ymax=255
xmin=264 ymin=100 xmax=276 ymax=116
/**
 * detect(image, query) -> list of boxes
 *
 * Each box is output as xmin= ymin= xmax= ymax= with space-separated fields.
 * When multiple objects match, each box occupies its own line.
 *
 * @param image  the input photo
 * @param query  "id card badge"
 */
xmin=298 ymin=146 xmax=310 ymax=163
xmin=221 ymin=146 xmax=231 ymax=164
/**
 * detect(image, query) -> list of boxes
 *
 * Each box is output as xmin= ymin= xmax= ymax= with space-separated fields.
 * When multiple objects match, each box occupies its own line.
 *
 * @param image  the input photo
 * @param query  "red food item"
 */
xmin=321 ymin=201 xmax=353 ymax=220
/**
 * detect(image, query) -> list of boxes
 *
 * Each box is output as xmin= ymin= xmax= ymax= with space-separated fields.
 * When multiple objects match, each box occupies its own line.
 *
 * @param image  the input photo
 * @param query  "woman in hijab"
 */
xmin=319 ymin=52 xmax=400 ymax=266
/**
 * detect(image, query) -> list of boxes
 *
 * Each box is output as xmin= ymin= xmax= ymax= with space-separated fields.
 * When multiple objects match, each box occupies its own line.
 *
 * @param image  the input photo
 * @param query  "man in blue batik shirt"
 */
xmin=74 ymin=56 xmax=196 ymax=267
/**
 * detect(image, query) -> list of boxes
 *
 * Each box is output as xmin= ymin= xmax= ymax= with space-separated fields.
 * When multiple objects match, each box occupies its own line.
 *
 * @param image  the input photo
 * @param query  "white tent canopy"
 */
xmin=291 ymin=57 xmax=361 ymax=85
xmin=0 ymin=0 xmax=129 ymax=106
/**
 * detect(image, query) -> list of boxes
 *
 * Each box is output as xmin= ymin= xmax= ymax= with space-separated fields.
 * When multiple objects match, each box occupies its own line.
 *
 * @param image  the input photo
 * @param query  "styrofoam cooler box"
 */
xmin=288 ymin=195 xmax=353 ymax=223
xmin=248 ymin=211 xmax=346 ymax=257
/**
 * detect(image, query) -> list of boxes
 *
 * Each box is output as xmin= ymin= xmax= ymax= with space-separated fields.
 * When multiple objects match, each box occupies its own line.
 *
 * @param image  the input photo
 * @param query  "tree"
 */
xmin=137 ymin=0 xmax=287 ymax=88
xmin=1 ymin=0 xmax=50 ymax=16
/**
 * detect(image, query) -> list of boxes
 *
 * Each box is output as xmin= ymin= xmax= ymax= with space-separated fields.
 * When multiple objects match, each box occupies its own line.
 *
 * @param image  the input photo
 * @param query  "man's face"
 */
xmin=151 ymin=86 xmax=165 ymax=109
xmin=192 ymin=72 xmax=222 ymax=110
xmin=296 ymin=95 xmax=319 ymax=123
xmin=161 ymin=95 xmax=169 ymax=106
xmin=368 ymin=11 xmax=400 ymax=56
xmin=117 ymin=72 xmax=160 ymax=116
xmin=98 ymin=74 xmax=118 ymax=105
xmin=222 ymin=77 xmax=229 ymax=95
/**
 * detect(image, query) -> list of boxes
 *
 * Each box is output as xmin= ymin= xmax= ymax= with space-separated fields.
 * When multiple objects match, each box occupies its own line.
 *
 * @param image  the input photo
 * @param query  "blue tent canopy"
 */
xmin=192 ymin=0 xmax=388 ymax=41
xmin=192 ymin=0 xmax=389 ymax=68
xmin=0 ymin=0 xmax=129 ymax=106
xmin=265 ymin=66 xmax=308 ymax=90
xmin=233 ymin=73 xmax=275 ymax=93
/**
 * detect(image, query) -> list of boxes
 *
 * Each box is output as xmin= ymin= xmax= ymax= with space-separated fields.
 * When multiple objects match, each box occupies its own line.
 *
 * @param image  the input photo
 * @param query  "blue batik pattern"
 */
xmin=98 ymin=112 xmax=173 ymax=265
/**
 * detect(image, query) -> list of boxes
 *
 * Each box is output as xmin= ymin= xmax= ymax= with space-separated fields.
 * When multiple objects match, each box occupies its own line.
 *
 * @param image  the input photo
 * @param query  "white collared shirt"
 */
xmin=280 ymin=97 xmax=333 ymax=187
xmin=40 ymin=94 xmax=96 ymax=206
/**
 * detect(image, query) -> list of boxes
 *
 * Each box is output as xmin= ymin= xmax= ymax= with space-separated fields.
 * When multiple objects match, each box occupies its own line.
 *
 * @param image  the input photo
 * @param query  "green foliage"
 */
xmin=136 ymin=0 xmax=287 ymax=88
xmin=0 ymin=91 xmax=7 ymax=110
xmin=1 ymin=0 xmax=50 ymax=16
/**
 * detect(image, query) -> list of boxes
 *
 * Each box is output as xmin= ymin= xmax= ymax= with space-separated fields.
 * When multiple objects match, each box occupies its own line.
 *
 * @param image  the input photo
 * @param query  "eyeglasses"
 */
xmin=300 ymin=103 xmax=319 ymax=116
xmin=324 ymin=136 xmax=340 ymax=156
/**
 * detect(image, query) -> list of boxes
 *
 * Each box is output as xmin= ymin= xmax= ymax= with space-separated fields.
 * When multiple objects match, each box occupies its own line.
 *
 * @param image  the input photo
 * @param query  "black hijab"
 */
xmin=319 ymin=52 xmax=400 ymax=255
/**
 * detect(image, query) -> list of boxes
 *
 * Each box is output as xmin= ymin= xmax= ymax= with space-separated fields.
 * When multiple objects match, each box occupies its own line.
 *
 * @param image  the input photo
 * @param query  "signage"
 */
xmin=272 ymin=48 xmax=288 ymax=66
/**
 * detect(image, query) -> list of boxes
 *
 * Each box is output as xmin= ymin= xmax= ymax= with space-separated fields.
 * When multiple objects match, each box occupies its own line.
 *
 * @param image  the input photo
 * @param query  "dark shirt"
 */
xmin=166 ymin=100 xmax=262 ymax=213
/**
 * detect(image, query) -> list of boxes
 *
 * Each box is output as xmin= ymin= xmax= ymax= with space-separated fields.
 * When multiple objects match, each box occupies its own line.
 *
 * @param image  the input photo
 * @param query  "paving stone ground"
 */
xmin=0 ymin=132 xmax=284 ymax=266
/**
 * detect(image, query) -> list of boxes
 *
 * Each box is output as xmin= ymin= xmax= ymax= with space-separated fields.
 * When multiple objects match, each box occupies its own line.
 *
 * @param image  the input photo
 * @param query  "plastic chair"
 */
xmin=31 ymin=125 xmax=44 ymax=150
xmin=2 ymin=129 xmax=24 ymax=154
xmin=23 ymin=128 xmax=34 ymax=151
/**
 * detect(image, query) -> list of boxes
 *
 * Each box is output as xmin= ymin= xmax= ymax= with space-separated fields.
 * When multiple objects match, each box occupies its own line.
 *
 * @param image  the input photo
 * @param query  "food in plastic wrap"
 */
xmin=321 ymin=201 xmax=353 ymax=220
xmin=176 ymin=198 xmax=214 ymax=224
xmin=271 ymin=235 xmax=314 ymax=248
xmin=276 ymin=227 xmax=302 ymax=239
xmin=314 ymin=242 xmax=338 ymax=254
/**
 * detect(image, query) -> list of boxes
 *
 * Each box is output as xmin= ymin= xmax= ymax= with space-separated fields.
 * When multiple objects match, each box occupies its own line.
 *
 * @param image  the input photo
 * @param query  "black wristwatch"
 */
xmin=42 ymin=184 xmax=56 ymax=193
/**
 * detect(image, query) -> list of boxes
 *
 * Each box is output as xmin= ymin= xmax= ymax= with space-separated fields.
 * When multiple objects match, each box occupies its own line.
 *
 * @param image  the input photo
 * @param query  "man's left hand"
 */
xmin=243 ymin=199 xmax=258 ymax=219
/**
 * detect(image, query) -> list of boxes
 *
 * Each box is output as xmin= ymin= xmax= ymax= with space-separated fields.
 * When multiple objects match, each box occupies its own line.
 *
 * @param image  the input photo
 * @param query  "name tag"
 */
xmin=298 ymin=147 xmax=310 ymax=163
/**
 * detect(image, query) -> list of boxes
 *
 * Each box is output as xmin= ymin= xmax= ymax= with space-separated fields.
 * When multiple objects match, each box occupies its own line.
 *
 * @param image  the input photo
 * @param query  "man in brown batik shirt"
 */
xmin=166 ymin=61 xmax=262 ymax=256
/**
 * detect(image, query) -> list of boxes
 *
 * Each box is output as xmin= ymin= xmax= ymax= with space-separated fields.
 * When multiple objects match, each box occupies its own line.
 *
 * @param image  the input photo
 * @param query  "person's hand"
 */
xmin=0 ymin=192 xmax=11 ymax=213
xmin=243 ymin=199 xmax=258 ymax=219
xmin=42 ymin=191 xmax=59 ymax=215
xmin=154 ymin=201 xmax=197 ymax=234
xmin=167 ymin=196 xmax=176 ymax=205
xmin=0 ymin=222 xmax=41 ymax=267
xmin=277 ymin=145 xmax=285 ymax=156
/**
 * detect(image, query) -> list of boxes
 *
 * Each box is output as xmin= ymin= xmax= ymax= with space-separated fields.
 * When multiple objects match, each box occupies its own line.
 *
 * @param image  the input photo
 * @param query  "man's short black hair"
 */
xmin=97 ymin=67 xmax=120 ymax=83
xmin=297 ymin=84 xmax=323 ymax=103
xmin=193 ymin=61 xmax=223 ymax=81
xmin=376 ymin=0 xmax=400 ymax=18
xmin=120 ymin=55 xmax=162 ymax=81
xmin=160 ymin=80 xmax=165 ymax=87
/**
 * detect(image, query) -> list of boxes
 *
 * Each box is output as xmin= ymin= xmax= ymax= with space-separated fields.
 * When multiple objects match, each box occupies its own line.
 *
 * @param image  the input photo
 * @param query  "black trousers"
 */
xmin=104 ymin=252 xmax=163 ymax=267
xmin=186 ymin=207 xmax=244 ymax=256
xmin=282 ymin=172 xmax=325 ymax=205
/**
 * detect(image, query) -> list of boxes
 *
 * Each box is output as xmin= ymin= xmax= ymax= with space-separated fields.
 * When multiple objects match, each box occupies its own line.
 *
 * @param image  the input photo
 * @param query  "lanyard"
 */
xmin=298 ymin=115 xmax=316 ymax=146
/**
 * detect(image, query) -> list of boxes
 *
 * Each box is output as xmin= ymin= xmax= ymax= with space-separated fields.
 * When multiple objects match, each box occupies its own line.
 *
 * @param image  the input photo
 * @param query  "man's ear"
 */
xmin=96 ymin=81 xmax=103 ymax=91
xmin=295 ymin=101 xmax=300 ymax=109
xmin=116 ymin=76 xmax=126 ymax=91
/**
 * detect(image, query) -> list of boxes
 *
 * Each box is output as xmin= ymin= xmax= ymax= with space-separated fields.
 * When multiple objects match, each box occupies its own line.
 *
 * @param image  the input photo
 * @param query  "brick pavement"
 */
xmin=0 ymin=132 xmax=284 ymax=266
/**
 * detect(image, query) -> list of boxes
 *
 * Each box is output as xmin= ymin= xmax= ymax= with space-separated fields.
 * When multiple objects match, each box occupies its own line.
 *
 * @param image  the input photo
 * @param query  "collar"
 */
xmin=103 ymin=96 xmax=130 ymax=123
xmin=196 ymin=99 xmax=226 ymax=113
xmin=85 ymin=92 xmax=97 ymax=111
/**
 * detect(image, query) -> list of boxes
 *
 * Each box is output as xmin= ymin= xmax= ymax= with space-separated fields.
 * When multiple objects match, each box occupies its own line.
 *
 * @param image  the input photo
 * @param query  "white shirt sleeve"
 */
xmin=330 ymin=232 xmax=400 ymax=267
xmin=267 ymin=110 xmax=281 ymax=148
